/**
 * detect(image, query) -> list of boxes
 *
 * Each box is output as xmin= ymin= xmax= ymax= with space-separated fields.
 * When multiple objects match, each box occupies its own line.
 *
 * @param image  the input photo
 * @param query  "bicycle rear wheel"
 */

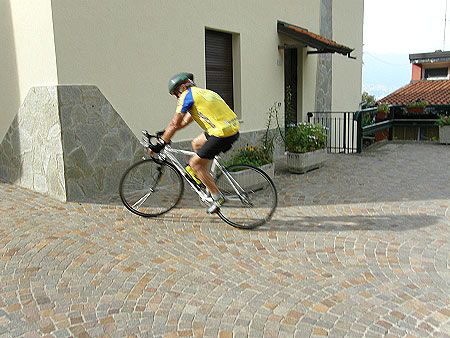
xmin=119 ymin=159 xmax=183 ymax=217
xmin=215 ymin=164 xmax=277 ymax=229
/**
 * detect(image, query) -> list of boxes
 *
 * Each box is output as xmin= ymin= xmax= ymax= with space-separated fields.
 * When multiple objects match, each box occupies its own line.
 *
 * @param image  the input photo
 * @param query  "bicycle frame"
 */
xmin=150 ymin=143 xmax=249 ymax=204
xmin=119 ymin=130 xmax=278 ymax=227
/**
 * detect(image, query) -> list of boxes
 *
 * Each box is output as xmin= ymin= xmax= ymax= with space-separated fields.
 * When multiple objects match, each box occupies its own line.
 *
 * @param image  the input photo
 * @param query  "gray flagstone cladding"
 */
xmin=0 ymin=85 xmax=284 ymax=202
xmin=0 ymin=86 xmax=145 ymax=201
xmin=315 ymin=0 xmax=333 ymax=112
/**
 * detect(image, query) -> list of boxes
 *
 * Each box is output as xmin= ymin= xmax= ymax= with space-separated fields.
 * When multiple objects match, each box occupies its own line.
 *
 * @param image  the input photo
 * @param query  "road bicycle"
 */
xmin=119 ymin=131 xmax=277 ymax=229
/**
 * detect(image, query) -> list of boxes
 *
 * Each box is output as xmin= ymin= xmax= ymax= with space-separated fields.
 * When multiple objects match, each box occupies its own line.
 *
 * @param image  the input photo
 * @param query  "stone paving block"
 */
xmin=1 ymin=143 xmax=450 ymax=336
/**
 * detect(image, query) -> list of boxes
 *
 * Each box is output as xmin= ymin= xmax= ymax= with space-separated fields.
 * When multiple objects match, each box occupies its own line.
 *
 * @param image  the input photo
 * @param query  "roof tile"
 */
xmin=285 ymin=24 xmax=349 ymax=50
xmin=379 ymin=80 xmax=450 ymax=105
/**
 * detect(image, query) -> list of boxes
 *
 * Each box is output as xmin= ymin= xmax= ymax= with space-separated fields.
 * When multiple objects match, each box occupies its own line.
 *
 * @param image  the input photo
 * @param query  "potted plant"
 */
xmin=376 ymin=102 xmax=390 ymax=119
xmin=223 ymin=103 xmax=280 ymax=186
xmin=436 ymin=114 xmax=450 ymax=144
xmin=375 ymin=102 xmax=390 ymax=141
xmin=284 ymin=122 xmax=328 ymax=174
xmin=224 ymin=144 xmax=274 ymax=190
xmin=406 ymin=100 xmax=427 ymax=114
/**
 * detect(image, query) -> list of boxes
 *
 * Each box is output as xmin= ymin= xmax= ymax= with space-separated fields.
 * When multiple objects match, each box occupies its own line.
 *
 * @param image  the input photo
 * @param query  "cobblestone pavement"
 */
xmin=1 ymin=142 xmax=449 ymax=338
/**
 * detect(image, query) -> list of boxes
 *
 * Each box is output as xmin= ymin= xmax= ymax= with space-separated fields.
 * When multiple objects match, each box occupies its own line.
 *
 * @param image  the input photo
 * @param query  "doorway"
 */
xmin=284 ymin=48 xmax=298 ymax=128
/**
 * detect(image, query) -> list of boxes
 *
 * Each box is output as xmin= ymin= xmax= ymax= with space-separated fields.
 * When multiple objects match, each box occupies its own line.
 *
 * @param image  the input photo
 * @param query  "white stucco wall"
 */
xmin=1 ymin=0 xmax=363 ymax=142
xmin=332 ymin=0 xmax=364 ymax=111
xmin=0 ymin=0 xmax=58 ymax=141
xmin=49 ymin=0 xmax=328 ymax=141
xmin=0 ymin=0 xmax=20 ymax=140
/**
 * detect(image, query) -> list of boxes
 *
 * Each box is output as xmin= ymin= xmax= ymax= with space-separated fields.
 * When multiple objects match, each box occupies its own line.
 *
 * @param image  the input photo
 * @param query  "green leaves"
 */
xmin=226 ymin=102 xmax=283 ymax=167
xmin=285 ymin=123 xmax=327 ymax=153
xmin=436 ymin=114 xmax=450 ymax=127
xmin=225 ymin=144 xmax=273 ymax=167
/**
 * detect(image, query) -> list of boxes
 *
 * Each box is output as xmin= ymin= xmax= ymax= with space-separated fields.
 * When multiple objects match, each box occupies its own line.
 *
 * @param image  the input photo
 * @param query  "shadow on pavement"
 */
xmin=258 ymin=213 xmax=441 ymax=233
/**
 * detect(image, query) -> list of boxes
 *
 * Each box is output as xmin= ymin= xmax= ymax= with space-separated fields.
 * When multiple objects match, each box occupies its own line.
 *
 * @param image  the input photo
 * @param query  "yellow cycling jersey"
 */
xmin=176 ymin=87 xmax=240 ymax=137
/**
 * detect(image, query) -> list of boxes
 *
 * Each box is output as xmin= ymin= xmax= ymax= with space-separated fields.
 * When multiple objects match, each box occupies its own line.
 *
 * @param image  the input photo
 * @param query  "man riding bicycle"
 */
xmin=152 ymin=72 xmax=240 ymax=214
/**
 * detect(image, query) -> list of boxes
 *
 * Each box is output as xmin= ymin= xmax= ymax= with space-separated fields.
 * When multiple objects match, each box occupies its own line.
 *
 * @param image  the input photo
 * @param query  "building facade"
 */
xmin=410 ymin=50 xmax=450 ymax=82
xmin=378 ymin=50 xmax=450 ymax=141
xmin=1 ymin=0 xmax=363 ymax=143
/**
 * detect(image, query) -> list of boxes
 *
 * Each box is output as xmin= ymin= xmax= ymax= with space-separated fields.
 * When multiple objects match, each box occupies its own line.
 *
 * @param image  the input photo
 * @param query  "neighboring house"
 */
xmin=1 ymin=0 xmax=363 ymax=145
xmin=379 ymin=50 xmax=450 ymax=140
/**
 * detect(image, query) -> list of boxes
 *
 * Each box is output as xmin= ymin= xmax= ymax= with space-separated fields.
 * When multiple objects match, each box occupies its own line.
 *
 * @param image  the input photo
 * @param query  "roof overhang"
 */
xmin=277 ymin=21 xmax=355 ymax=59
xmin=409 ymin=51 xmax=450 ymax=64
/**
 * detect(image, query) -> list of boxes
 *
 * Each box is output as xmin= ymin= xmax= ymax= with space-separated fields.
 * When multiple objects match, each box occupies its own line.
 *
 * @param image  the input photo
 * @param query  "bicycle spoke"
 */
xmin=119 ymin=160 xmax=184 ymax=217
xmin=132 ymin=191 xmax=152 ymax=209
xmin=215 ymin=164 xmax=277 ymax=229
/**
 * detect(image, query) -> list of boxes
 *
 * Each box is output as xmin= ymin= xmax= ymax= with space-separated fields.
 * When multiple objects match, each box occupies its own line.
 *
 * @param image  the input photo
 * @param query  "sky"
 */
xmin=363 ymin=0 xmax=449 ymax=99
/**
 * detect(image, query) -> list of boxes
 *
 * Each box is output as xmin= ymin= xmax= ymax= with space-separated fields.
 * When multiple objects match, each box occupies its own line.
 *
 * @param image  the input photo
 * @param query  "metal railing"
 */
xmin=354 ymin=105 xmax=447 ymax=152
xmin=309 ymin=105 xmax=447 ymax=153
xmin=307 ymin=112 xmax=358 ymax=153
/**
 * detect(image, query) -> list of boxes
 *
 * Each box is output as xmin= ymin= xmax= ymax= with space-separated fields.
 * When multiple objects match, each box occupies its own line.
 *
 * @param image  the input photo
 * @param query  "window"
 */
xmin=205 ymin=29 xmax=234 ymax=110
xmin=424 ymin=67 xmax=448 ymax=80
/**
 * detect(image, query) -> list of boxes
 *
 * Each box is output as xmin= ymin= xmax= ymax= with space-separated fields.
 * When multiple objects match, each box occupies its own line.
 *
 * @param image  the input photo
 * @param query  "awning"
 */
xmin=277 ymin=21 xmax=354 ymax=58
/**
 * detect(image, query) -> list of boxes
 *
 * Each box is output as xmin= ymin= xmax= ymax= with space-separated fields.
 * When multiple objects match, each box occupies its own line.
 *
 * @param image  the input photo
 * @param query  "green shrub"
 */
xmin=225 ymin=102 xmax=281 ymax=167
xmin=406 ymin=100 xmax=427 ymax=108
xmin=377 ymin=102 xmax=389 ymax=113
xmin=225 ymin=144 xmax=273 ymax=167
xmin=285 ymin=123 xmax=327 ymax=153
xmin=435 ymin=114 xmax=450 ymax=127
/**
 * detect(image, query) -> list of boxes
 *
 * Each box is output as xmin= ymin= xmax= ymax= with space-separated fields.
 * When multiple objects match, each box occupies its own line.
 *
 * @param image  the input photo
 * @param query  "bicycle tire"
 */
xmin=119 ymin=159 xmax=184 ymax=217
xmin=215 ymin=164 xmax=277 ymax=229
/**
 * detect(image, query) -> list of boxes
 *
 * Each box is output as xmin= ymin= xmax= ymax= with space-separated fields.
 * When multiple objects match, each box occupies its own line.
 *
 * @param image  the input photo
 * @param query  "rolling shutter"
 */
xmin=205 ymin=30 xmax=234 ymax=110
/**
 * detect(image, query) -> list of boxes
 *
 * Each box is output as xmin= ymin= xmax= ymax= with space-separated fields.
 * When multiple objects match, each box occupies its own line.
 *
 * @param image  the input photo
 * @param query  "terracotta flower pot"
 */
xmin=407 ymin=107 xmax=425 ymax=114
xmin=376 ymin=111 xmax=388 ymax=120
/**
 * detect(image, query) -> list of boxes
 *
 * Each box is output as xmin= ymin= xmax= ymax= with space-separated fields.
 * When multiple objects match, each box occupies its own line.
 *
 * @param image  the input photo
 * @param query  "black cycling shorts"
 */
xmin=197 ymin=132 xmax=239 ymax=159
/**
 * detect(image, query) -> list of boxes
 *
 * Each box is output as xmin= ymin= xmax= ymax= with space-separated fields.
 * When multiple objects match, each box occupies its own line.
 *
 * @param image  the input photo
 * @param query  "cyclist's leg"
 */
xmin=190 ymin=132 xmax=239 ymax=194
xmin=191 ymin=132 xmax=207 ymax=153
xmin=191 ymin=133 xmax=239 ymax=213
xmin=191 ymin=155 xmax=223 ymax=213
xmin=190 ymin=132 xmax=218 ymax=193
xmin=189 ymin=155 xmax=218 ymax=193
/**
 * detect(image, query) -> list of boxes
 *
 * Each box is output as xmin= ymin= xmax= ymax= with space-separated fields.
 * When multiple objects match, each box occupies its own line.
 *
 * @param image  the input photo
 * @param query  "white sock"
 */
xmin=212 ymin=192 xmax=222 ymax=201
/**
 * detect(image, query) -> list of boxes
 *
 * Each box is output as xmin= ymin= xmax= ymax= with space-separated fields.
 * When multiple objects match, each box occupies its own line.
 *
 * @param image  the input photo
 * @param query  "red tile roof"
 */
xmin=284 ymin=24 xmax=350 ymax=51
xmin=379 ymin=80 xmax=450 ymax=105
xmin=277 ymin=21 xmax=353 ymax=57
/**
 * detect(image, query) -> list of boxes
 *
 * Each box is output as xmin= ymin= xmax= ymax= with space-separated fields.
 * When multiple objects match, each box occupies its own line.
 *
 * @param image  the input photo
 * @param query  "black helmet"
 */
xmin=168 ymin=72 xmax=194 ymax=95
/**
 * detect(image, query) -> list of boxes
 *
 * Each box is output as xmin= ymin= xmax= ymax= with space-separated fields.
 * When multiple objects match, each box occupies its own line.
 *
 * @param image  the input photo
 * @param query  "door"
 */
xmin=284 ymin=48 xmax=298 ymax=128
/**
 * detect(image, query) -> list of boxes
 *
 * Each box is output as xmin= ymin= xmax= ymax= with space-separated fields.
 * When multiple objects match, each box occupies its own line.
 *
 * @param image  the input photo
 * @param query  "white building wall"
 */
xmin=332 ymin=0 xmax=364 ymax=111
xmin=0 ymin=0 xmax=58 ymax=140
xmin=50 ymin=0 xmax=321 ymax=141
xmin=1 ymin=0 xmax=363 ymax=143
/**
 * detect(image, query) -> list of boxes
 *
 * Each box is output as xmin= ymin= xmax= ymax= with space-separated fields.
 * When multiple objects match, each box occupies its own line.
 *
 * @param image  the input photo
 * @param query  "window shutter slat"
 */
xmin=205 ymin=30 xmax=234 ymax=110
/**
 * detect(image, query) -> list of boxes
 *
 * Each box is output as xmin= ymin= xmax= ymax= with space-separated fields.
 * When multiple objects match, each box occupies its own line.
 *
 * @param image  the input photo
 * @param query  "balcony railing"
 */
xmin=308 ymin=105 xmax=449 ymax=153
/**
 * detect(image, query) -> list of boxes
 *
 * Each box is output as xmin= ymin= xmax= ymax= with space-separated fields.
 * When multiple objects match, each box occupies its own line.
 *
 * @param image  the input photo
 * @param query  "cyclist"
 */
xmin=152 ymin=72 xmax=240 ymax=214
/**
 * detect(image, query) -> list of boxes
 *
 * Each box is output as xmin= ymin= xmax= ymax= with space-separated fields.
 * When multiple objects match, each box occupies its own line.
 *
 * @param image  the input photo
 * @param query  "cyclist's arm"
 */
xmin=162 ymin=112 xmax=193 ymax=143
xmin=179 ymin=113 xmax=194 ymax=128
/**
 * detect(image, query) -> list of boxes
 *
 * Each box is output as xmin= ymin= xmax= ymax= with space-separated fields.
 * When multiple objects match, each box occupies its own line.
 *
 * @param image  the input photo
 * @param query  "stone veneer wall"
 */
xmin=315 ymin=0 xmax=333 ymax=112
xmin=0 ymin=85 xmax=284 ymax=201
xmin=0 ymin=87 xmax=66 ymax=199
xmin=58 ymin=86 xmax=146 ymax=201
xmin=0 ymin=86 xmax=145 ymax=201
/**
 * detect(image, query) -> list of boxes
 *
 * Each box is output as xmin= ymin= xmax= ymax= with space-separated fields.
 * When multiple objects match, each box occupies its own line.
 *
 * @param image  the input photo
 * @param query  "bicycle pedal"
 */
xmin=207 ymin=203 xmax=220 ymax=214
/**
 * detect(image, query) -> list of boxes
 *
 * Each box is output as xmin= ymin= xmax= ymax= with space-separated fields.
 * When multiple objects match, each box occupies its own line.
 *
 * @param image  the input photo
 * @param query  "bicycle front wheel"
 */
xmin=215 ymin=164 xmax=277 ymax=229
xmin=119 ymin=159 xmax=183 ymax=217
